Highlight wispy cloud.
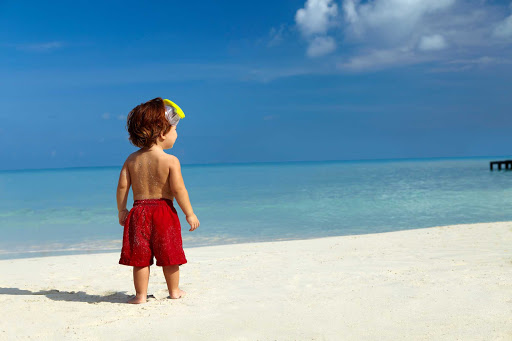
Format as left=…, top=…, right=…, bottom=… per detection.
left=268, top=25, right=287, bottom=47
left=418, top=34, right=448, bottom=51
left=243, top=64, right=328, bottom=82
left=493, top=13, right=512, bottom=38
left=337, top=47, right=429, bottom=71
left=14, top=41, right=64, bottom=52
left=447, top=56, right=512, bottom=66
left=429, top=56, right=512, bottom=72
left=1, top=61, right=328, bottom=88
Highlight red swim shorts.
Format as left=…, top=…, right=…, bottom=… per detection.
left=119, top=198, right=187, bottom=267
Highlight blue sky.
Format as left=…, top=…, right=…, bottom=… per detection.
left=1, top=0, right=512, bottom=170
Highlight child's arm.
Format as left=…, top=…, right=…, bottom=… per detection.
left=116, top=160, right=131, bottom=226
left=168, top=155, right=200, bottom=231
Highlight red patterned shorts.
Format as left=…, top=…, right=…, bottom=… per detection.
left=119, top=198, right=187, bottom=267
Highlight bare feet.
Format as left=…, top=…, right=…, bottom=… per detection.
left=169, top=289, right=186, bottom=299
left=127, top=295, right=147, bottom=304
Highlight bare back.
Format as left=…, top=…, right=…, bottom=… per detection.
left=126, top=150, right=175, bottom=201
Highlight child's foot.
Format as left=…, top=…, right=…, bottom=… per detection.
left=127, top=295, right=147, bottom=304
left=169, top=289, right=186, bottom=299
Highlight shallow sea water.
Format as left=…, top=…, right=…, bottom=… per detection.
left=1, top=156, right=511, bottom=259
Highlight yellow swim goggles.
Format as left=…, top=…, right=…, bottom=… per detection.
left=163, top=99, right=185, bottom=126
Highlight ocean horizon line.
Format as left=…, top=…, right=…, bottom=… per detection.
left=0, top=154, right=509, bottom=173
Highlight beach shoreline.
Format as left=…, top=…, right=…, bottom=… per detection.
left=2, top=219, right=512, bottom=261
left=1, top=221, right=511, bottom=340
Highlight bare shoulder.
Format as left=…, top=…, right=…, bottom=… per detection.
left=165, top=154, right=181, bottom=168
left=124, top=152, right=138, bottom=165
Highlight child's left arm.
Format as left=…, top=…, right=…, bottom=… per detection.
left=116, top=160, right=131, bottom=226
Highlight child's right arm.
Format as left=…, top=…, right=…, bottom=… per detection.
left=116, top=159, right=131, bottom=226
left=168, top=155, right=200, bottom=231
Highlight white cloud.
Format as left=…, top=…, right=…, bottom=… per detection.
left=307, top=36, right=336, bottom=57
left=342, top=0, right=358, bottom=24
left=345, top=0, right=455, bottom=25
left=493, top=14, right=512, bottom=38
left=117, top=115, right=125, bottom=121
left=292, top=0, right=512, bottom=70
left=295, top=0, right=338, bottom=37
left=295, top=0, right=339, bottom=57
left=342, top=0, right=455, bottom=44
left=418, top=34, right=448, bottom=51
left=101, top=112, right=110, bottom=120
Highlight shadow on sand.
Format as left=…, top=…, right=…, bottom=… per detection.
left=0, top=287, right=154, bottom=304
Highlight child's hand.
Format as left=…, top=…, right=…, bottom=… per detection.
left=118, top=209, right=129, bottom=226
left=186, top=214, right=200, bottom=231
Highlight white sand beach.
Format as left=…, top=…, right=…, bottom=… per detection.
left=1, top=222, right=511, bottom=340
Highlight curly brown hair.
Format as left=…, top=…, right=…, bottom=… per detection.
left=126, top=97, right=172, bottom=148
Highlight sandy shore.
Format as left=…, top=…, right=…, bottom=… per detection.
left=1, top=222, right=511, bottom=340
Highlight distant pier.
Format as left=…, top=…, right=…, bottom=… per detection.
left=490, top=160, right=512, bottom=171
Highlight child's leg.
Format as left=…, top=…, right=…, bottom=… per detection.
left=162, top=265, right=186, bottom=299
left=127, top=265, right=150, bottom=304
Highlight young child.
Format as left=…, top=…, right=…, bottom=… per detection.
left=116, top=97, right=200, bottom=304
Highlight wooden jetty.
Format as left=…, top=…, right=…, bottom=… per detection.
left=490, top=160, right=512, bottom=171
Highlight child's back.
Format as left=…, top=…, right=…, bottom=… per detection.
left=126, top=149, right=176, bottom=201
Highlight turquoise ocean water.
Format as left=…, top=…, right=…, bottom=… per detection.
left=1, top=156, right=511, bottom=259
